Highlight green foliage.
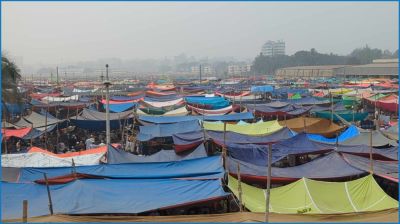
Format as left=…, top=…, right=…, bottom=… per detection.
left=252, top=46, right=397, bottom=75
left=2, top=54, right=22, bottom=103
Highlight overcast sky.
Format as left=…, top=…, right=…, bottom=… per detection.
left=2, top=2, right=398, bottom=67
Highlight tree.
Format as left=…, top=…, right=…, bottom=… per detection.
left=2, top=54, right=22, bottom=103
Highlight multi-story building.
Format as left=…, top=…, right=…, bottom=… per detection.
left=190, top=65, right=215, bottom=76
left=227, top=64, right=252, bottom=76
left=261, top=40, right=286, bottom=56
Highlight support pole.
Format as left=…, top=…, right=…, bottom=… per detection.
left=369, top=121, right=374, bottom=173
left=43, top=173, right=54, bottom=215
left=223, top=122, right=227, bottom=170
left=237, top=161, right=243, bottom=212
left=265, top=143, right=272, bottom=223
left=22, top=200, right=28, bottom=223
left=104, top=64, right=111, bottom=145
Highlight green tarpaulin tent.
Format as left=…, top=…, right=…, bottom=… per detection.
left=228, top=175, right=398, bottom=214
left=315, top=110, right=368, bottom=122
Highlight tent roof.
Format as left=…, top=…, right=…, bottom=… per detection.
left=2, top=178, right=228, bottom=219
left=342, top=129, right=398, bottom=147
left=280, top=117, right=344, bottom=138
left=203, top=120, right=282, bottom=136
left=107, top=144, right=207, bottom=164
left=137, top=120, right=201, bottom=141
left=228, top=174, right=398, bottom=214
left=228, top=152, right=365, bottom=181
left=17, top=155, right=223, bottom=182
left=138, top=112, right=254, bottom=124
left=342, top=153, right=398, bottom=182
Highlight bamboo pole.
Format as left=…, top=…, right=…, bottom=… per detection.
left=369, top=121, right=374, bottom=173
left=223, top=122, right=227, bottom=170
left=237, top=161, right=243, bottom=212
left=43, top=173, right=54, bottom=215
left=265, top=143, right=272, bottom=222
left=44, top=107, right=48, bottom=150
left=22, top=200, right=28, bottom=223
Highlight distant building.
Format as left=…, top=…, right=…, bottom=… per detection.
left=228, top=64, right=251, bottom=76
left=276, top=59, right=398, bottom=79
left=191, top=65, right=215, bottom=76
left=261, top=40, right=285, bottom=56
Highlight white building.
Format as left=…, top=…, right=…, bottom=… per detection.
left=191, top=65, right=215, bottom=75
left=261, top=40, right=285, bottom=56
left=228, top=64, right=251, bottom=76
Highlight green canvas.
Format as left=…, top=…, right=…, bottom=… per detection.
left=228, top=175, right=398, bottom=214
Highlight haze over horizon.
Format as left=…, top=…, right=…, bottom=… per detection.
left=2, top=2, right=398, bottom=70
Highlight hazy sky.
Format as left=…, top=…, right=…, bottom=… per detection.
left=2, top=2, right=398, bottom=66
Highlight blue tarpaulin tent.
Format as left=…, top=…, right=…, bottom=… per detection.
left=2, top=178, right=229, bottom=219
left=250, top=85, right=274, bottom=93
left=17, top=155, right=223, bottom=182
left=137, top=120, right=201, bottom=141
left=306, top=125, right=360, bottom=143
left=185, top=96, right=230, bottom=109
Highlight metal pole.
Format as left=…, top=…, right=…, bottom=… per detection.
left=43, top=173, right=54, bottom=215
left=265, top=143, right=272, bottom=222
left=105, top=64, right=111, bottom=145
left=22, top=200, right=28, bottom=223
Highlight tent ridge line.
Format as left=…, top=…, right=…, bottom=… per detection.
left=344, top=182, right=359, bottom=212
left=302, top=178, right=322, bottom=213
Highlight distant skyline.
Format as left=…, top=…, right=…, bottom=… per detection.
left=2, top=2, right=398, bottom=69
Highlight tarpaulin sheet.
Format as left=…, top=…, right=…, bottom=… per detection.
left=228, top=174, right=398, bottom=214
left=280, top=117, right=344, bottom=138
left=3, top=103, right=27, bottom=114
left=28, top=145, right=109, bottom=158
left=250, top=85, right=274, bottom=93
left=1, top=151, right=106, bottom=168
left=342, top=153, right=398, bottom=182
left=203, top=120, right=283, bottom=136
left=336, top=145, right=398, bottom=161
left=17, top=156, right=223, bottom=182
left=70, top=117, right=130, bottom=131
left=226, top=143, right=287, bottom=166
left=138, top=112, right=254, bottom=124
left=142, top=98, right=184, bottom=108
left=15, top=111, right=63, bottom=129
left=104, top=102, right=137, bottom=113
left=110, top=94, right=145, bottom=101
left=246, top=104, right=312, bottom=116
left=107, top=144, right=207, bottom=164
left=80, top=108, right=132, bottom=120
left=137, top=120, right=201, bottom=141
left=185, top=96, right=230, bottom=109
left=306, top=125, right=359, bottom=143
left=227, top=152, right=365, bottom=181
left=315, top=110, right=368, bottom=122
left=137, top=106, right=188, bottom=116
left=209, top=127, right=294, bottom=145
left=272, top=88, right=309, bottom=97
left=42, top=95, right=79, bottom=102
left=281, top=97, right=330, bottom=105
left=143, top=94, right=181, bottom=102
left=1, top=127, right=32, bottom=138
left=188, top=105, right=235, bottom=116
left=310, top=103, right=347, bottom=112
left=272, top=133, right=334, bottom=155
left=2, top=178, right=228, bottom=219
left=342, top=129, right=398, bottom=147
left=381, top=125, right=399, bottom=141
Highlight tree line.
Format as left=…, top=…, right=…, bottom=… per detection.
left=252, top=45, right=398, bottom=75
